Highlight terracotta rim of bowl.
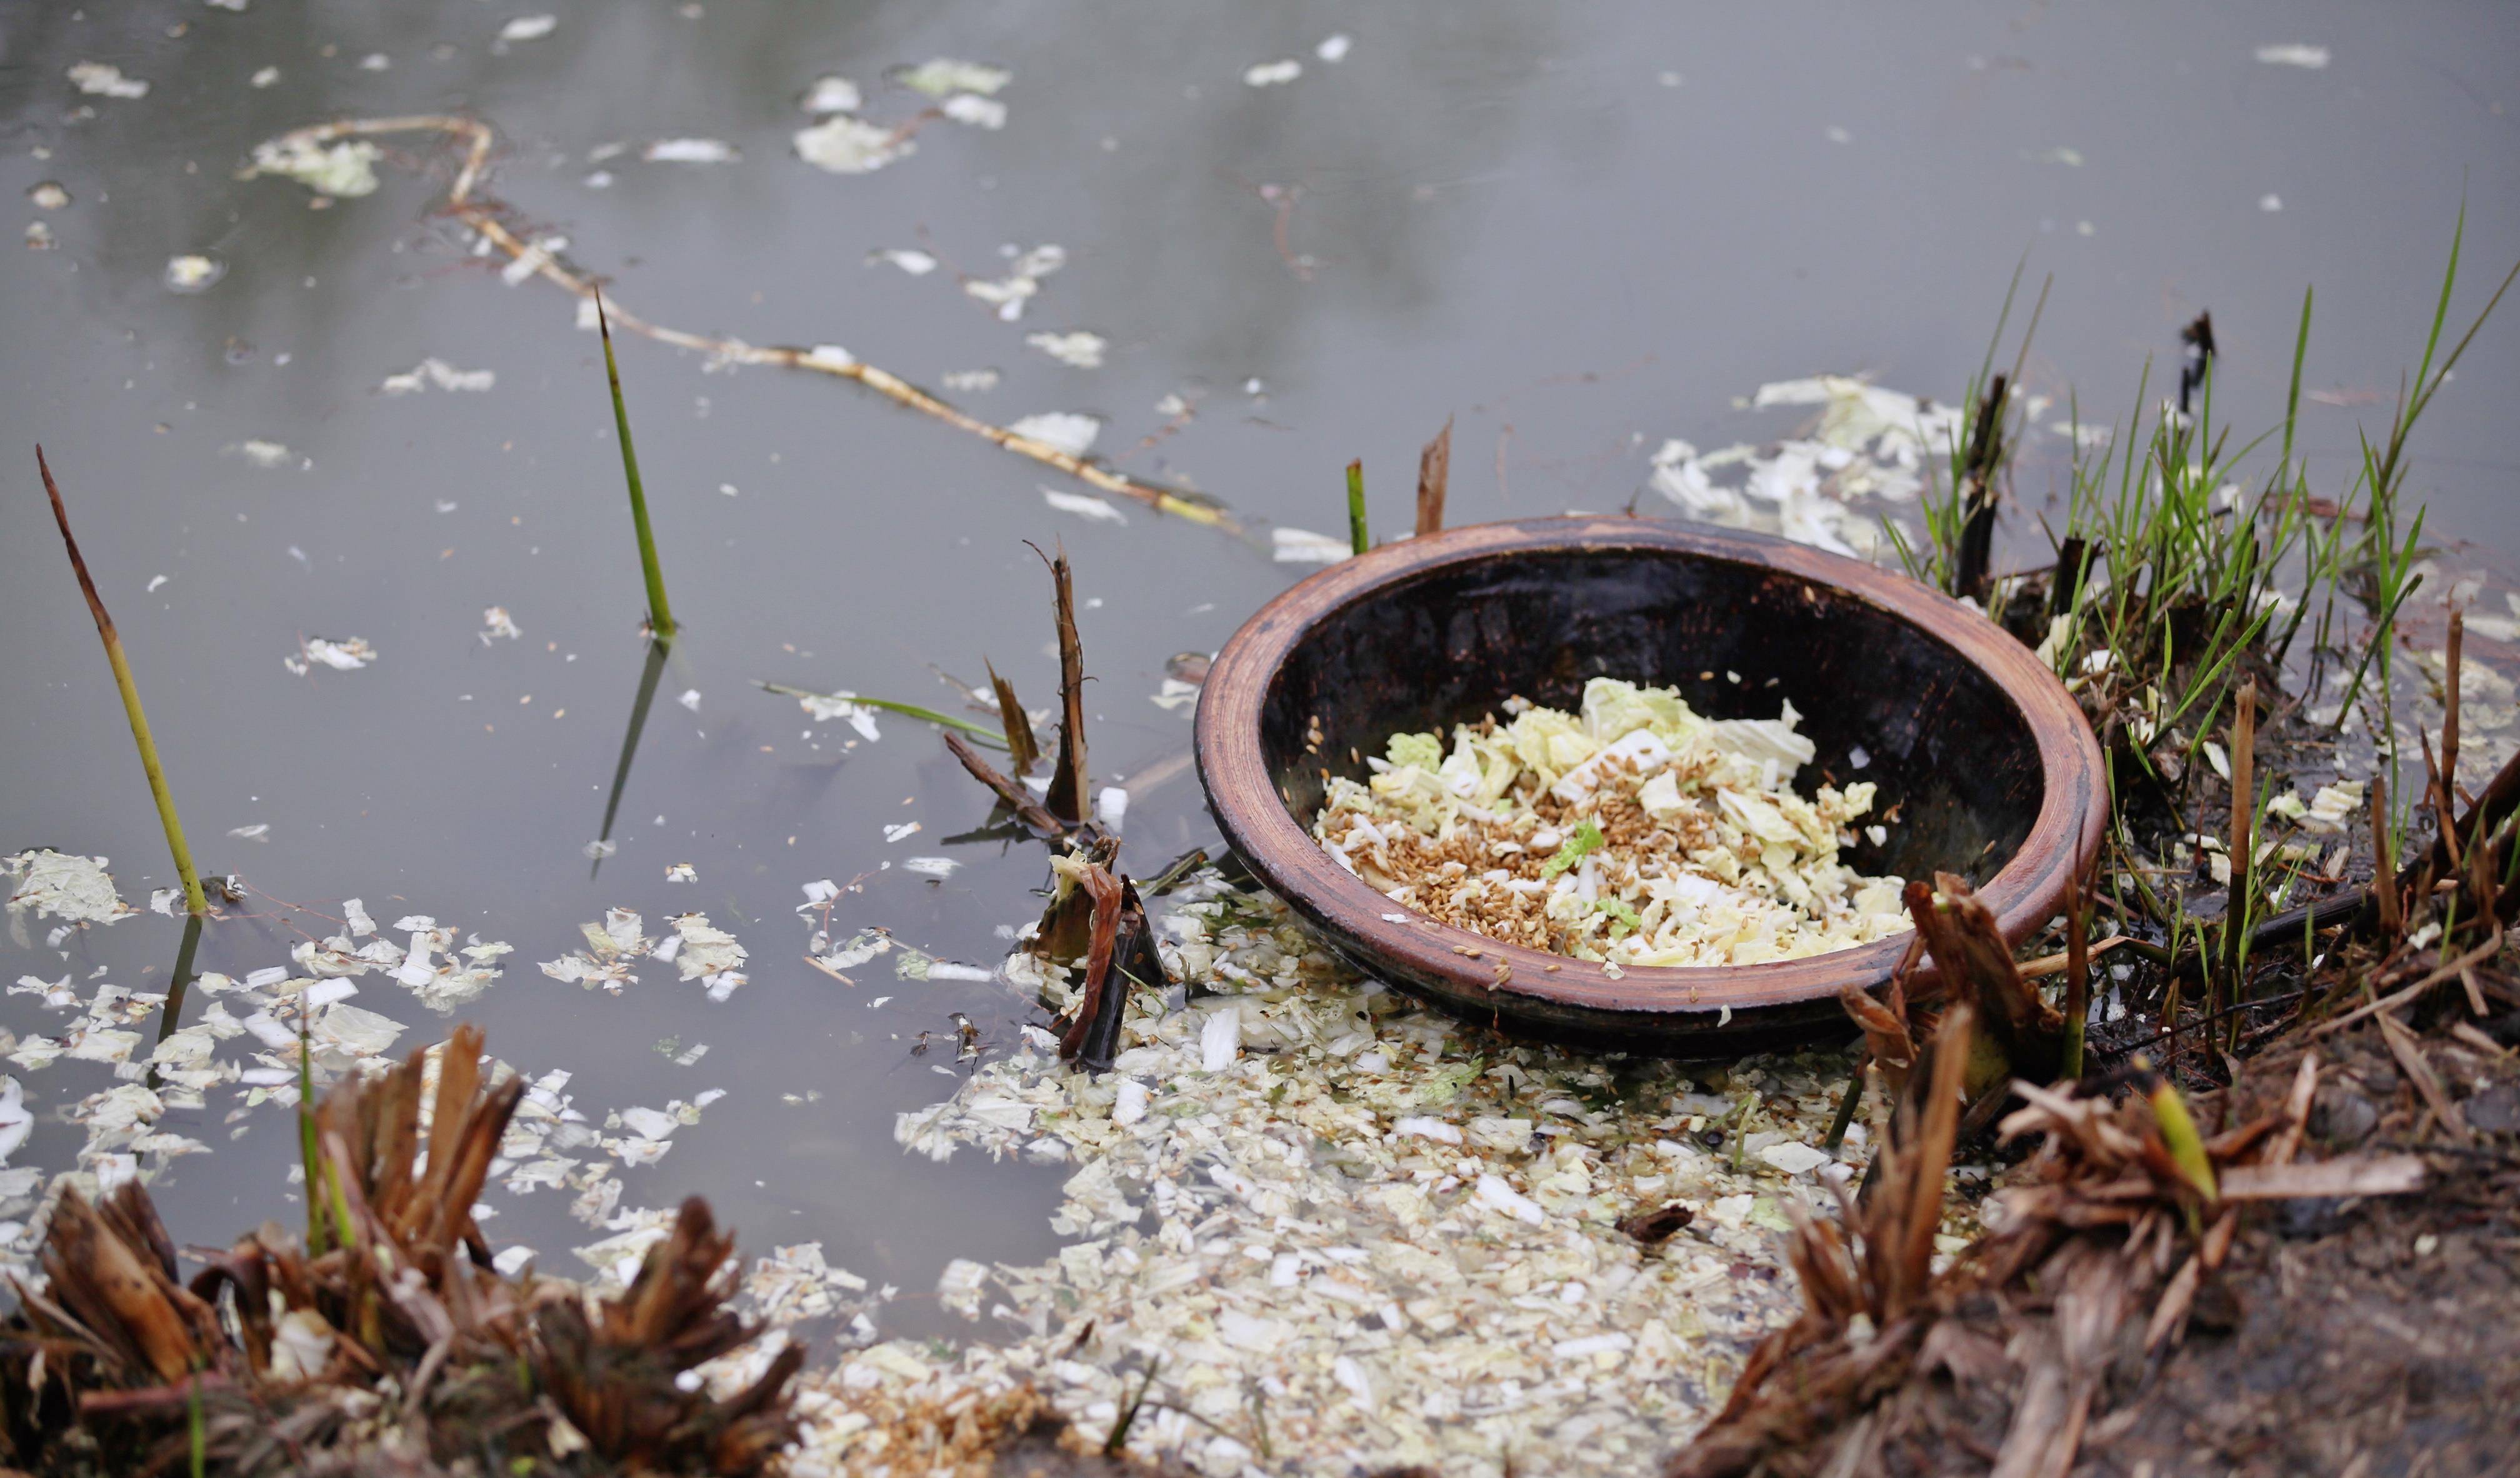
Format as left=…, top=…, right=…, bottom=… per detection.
left=1193, top=515, right=2109, bottom=1027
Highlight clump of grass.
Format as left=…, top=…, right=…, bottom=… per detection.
left=35, top=448, right=207, bottom=917
left=1889, top=216, right=2516, bottom=1082
left=597, top=288, right=676, bottom=641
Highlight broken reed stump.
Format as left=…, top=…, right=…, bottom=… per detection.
left=988, top=658, right=1042, bottom=774
left=1414, top=418, right=1452, bottom=537
left=1040, top=546, right=1092, bottom=826
left=1900, top=872, right=2066, bottom=1096
left=0, top=1024, right=798, bottom=1477
left=1032, top=846, right=1170, bottom=1072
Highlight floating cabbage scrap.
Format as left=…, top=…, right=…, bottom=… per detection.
left=67, top=62, right=149, bottom=99
left=540, top=909, right=748, bottom=1000
left=1651, top=376, right=1962, bottom=559
left=286, top=636, right=376, bottom=674
left=834, top=877, right=1850, bottom=1476
left=1312, top=678, right=1908, bottom=967
left=794, top=116, right=906, bottom=174
left=244, top=135, right=381, bottom=197
left=382, top=357, right=496, bottom=393
left=4, top=851, right=132, bottom=944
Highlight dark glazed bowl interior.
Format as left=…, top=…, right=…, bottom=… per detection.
left=1196, top=516, right=2108, bottom=1054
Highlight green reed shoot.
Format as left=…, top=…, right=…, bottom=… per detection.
left=1347, top=459, right=1369, bottom=555
left=597, top=290, right=677, bottom=641
left=36, top=449, right=208, bottom=916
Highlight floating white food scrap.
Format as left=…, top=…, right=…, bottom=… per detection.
left=1474, top=1172, right=1546, bottom=1226
left=227, top=824, right=271, bottom=841
left=1097, top=787, right=1128, bottom=834
left=228, top=439, right=294, bottom=469
left=291, top=636, right=377, bottom=672
left=164, top=254, right=225, bottom=292
left=27, top=182, right=69, bottom=210
left=249, top=66, right=281, bottom=88
left=1200, top=1007, right=1239, bottom=1072
left=893, top=58, right=1011, bottom=97
left=1271, top=527, right=1351, bottom=564
left=901, top=857, right=960, bottom=879
left=666, top=862, right=697, bottom=882
left=793, top=116, right=909, bottom=174
left=248, top=136, right=382, bottom=197
left=941, top=368, right=999, bottom=392
left=1042, top=487, right=1125, bottom=525
left=668, top=913, right=748, bottom=1001
left=936, top=1258, right=989, bottom=1317
left=1318, top=33, right=1353, bottom=62
left=1244, top=59, right=1302, bottom=86
left=796, top=691, right=881, bottom=741
left=382, top=357, right=496, bottom=394
left=1007, top=412, right=1101, bottom=458
left=644, top=137, right=737, bottom=163
left=24, top=222, right=55, bottom=250
left=68, top=62, right=149, bottom=99
left=498, top=15, right=557, bottom=42
left=4, top=851, right=131, bottom=937
left=1392, top=1116, right=1463, bottom=1145
left=941, top=94, right=1008, bottom=129
left=882, top=821, right=922, bottom=843
left=0, top=1079, right=31, bottom=1164
left=677, top=689, right=701, bottom=711
left=1024, top=330, right=1106, bottom=368
left=480, top=606, right=522, bottom=642
left=802, top=75, right=862, bottom=114
left=1758, top=1141, right=1832, bottom=1176
left=868, top=247, right=936, bottom=274
left=2254, top=42, right=2330, bottom=68
left=802, top=344, right=856, bottom=370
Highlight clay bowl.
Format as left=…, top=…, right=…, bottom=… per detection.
left=1194, top=515, right=2108, bottom=1054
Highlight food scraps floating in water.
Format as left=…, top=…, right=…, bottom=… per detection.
left=847, top=876, right=1845, bottom=1477
left=1311, top=679, right=1909, bottom=967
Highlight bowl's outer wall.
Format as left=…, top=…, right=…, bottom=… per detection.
left=1196, top=517, right=2109, bottom=1054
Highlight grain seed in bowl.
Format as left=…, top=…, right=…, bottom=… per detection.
left=1309, top=677, right=1913, bottom=967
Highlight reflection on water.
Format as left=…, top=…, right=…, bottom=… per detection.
left=2, top=0, right=2518, bottom=1358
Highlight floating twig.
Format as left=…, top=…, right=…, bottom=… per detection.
left=943, top=731, right=1068, bottom=840
left=244, top=116, right=1234, bottom=529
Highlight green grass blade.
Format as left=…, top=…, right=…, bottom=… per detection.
left=1346, top=459, right=1369, bottom=555
left=756, top=681, right=1011, bottom=746
left=598, top=290, right=676, bottom=639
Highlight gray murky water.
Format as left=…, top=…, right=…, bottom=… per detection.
left=4, top=0, right=2517, bottom=1349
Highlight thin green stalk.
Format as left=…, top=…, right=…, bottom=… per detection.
left=298, top=1012, right=327, bottom=1255
left=755, top=681, right=1009, bottom=746
left=37, top=449, right=208, bottom=916
left=598, top=289, right=676, bottom=640
left=188, top=1369, right=206, bottom=1478
left=2278, top=284, right=2313, bottom=472
left=1346, top=459, right=1369, bottom=555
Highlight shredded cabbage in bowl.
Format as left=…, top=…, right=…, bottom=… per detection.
left=1310, top=677, right=1912, bottom=967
